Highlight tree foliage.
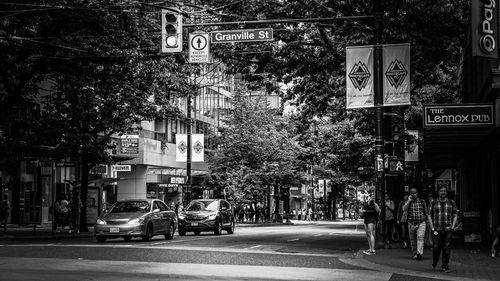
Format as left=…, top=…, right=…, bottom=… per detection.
left=207, top=94, right=304, bottom=203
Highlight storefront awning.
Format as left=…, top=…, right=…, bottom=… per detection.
left=69, top=177, right=127, bottom=188
left=423, top=127, right=496, bottom=168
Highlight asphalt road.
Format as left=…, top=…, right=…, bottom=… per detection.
left=0, top=221, right=452, bottom=281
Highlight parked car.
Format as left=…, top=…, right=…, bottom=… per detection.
left=94, top=199, right=177, bottom=243
left=177, top=199, right=235, bottom=236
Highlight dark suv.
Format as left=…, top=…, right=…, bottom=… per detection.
left=177, top=199, right=235, bottom=236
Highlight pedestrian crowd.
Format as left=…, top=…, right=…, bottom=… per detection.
left=52, top=192, right=82, bottom=234
left=235, top=202, right=267, bottom=223
left=360, top=186, right=460, bottom=274
left=291, top=207, right=326, bottom=221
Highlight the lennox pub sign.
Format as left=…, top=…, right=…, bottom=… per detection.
left=424, top=104, right=494, bottom=127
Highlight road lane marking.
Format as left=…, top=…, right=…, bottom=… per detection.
left=287, top=238, right=299, bottom=242
left=0, top=257, right=389, bottom=281
left=249, top=245, right=261, bottom=249
left=0, top=244, right=349, bottom=258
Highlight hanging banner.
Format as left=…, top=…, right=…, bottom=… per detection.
left=176, top=134, right=187, bottom=162
left=191, top=134, right=205, bottom=162
left=383, top=43, right=411, bottom=106
left=471, top=0, right=498, bottom=58
left=346, top=45, right=375, bottom=109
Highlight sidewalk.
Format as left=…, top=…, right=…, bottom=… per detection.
left=350, top=241, right=500, bottom=281
left=0, top=224, right=94, bottom=241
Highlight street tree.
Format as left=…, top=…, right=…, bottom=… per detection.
left=207, top=92, right=304, bottom=205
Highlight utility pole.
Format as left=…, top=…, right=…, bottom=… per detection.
left=373, top=0, right=386, bottom=247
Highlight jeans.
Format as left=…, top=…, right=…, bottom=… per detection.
left=400, top=222, right=409, bottom=244
left=432, top=230, right=453, bottom=267
left=385, top=219, right=395, bottom=242
left=408, top=221, right=426, bottom=255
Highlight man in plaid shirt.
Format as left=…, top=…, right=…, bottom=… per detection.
left=403, top=188, right=427, bottom=260
left=428, top=187, right=458, bottom=273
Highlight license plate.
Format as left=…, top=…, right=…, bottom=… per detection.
left=110, top=227, right=119, bottom=233
left=191, top=222, right=198, bottom=226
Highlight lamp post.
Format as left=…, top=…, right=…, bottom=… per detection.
left=373, top=0, right=387, bottom=247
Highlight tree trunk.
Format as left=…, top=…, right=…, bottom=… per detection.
left=79, top=155, right=89, bottom=232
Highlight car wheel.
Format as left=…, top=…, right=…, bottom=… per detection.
left=165, top=223, right=174, bottom=240
left=227, top=220, right=235, bottom=234
left=124, top=236, right=132, bottom=242
left=214, top=220, right=222, bottom=235
left=194, top=230, right=201, bottom=236
left=178, top=228, right=186, bottom=236
left=96, top=236, right=107, bottom=243
left=142, top=224, right=153, bottom=242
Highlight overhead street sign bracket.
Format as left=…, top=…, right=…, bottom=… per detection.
left=183, top=16, right=374, bottom=27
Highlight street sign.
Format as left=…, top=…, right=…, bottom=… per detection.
left=189, top=32, right=210, bottom=63
left=112, top=165, right=131, bottom=172
left=388, top=159, right=404, bottom=173
left=211, top=28, right=273, bottom=44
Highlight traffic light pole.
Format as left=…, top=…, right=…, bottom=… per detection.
left=373, top=0, right=387, bottom=248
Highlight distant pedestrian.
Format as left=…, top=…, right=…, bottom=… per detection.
left=69, top=192, right=82, bottom=234
left=397, top=192, right=410, bottom=249
left=0, top=198, right=9, bottom=233
left=306, top=208, right=312, bottom=221
left=58, top=197, right=70, bottom=231
left=425, top=192, right=435, bottom=247
left=491, top=226, right=500, bottom=257
left=403, top=188, right=428, bottom=261
left=427, top=187, right=458, bottom=273
left=385, top=194, right=396, bottom=244
left=360, top=198, right=380, bottom=255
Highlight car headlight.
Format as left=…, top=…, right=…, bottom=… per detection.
left=128, top=217, right=145, bottom=225
left=207, top=213, right=217, bottom=220
left=96, top=219, right=107, bottom=225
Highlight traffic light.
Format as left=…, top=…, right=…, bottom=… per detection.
left=161, top=9, right=182, bottom=53
left=391, top=116, right=403, bottom=142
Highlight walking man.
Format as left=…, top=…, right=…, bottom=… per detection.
left=403, top=188, right=428, bottom=260
left=427, top=187, right=458, bottom=273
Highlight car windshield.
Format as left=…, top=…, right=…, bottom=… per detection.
left=110, top=201, right=150, bottom=213
left=185, top=200, right=219, bottom=212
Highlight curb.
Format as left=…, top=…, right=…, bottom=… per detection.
left=236, top=222, right=295, bottom=227
left=338, top=250, right=491, bottom=281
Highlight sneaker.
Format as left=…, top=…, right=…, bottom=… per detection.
left=363, top=250, right=373, bottom=255
left=417, top=254, right=422, bottom=260
left=413, top=254, right=418, bottom=260
left=442, top=266, right=451, bottom=273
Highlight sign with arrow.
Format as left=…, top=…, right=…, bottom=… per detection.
left=189, top=32, right=210, bottom=63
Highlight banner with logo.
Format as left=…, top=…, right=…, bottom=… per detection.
left=383, top=43, right=410, bottom=106
left=176, top=134, right=188, bottom=162
left=346, top=45, right=375, bottom=109
left=471, top=0, right=498, bottom=58
left=191, top=134, right=204, bottom=162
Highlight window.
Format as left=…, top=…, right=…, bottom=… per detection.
left=157, top=201, right=169, bottom=211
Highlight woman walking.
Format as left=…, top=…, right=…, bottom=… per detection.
left=361, top=198, right=381, bottom=255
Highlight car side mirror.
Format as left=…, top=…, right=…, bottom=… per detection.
left=153, top=208, right=160, bottom=213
